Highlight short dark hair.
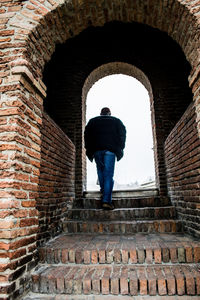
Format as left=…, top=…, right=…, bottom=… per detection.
left=100, top=107, right=111, bottom=116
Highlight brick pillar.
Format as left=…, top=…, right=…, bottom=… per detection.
left=0, top=69, right=46, bottom=298
left=189, top=67, right=200, bottom=139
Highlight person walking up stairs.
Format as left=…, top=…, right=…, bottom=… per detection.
left=24, top=189, right=200, bottom=299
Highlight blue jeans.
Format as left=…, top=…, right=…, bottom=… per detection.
left=94, top=150, right=115, bottom=204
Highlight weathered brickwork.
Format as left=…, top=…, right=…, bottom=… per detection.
left=38, top=234, right=200, bottom=265
left=0, top=75, right=44, bottom=299
left=43, top=21, right=193, bottom=197
left=37, top=112, right=75, bottom=246
left=165, top=102, right=200, bottom=238
left=0, top=0, right=200, bottom=299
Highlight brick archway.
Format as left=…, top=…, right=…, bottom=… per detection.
left=82, top=62, right=155, bottom=190
left=0, top=1, right=200, bottom=299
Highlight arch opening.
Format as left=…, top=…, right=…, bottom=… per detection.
left=43, top=21, right=193, bottom=198
left=85, top=73, right=156, bottom=191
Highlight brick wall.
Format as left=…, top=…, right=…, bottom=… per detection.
left=0, top=76, right=44, bottom=299
left=165, top=102, right=200, bottom=238
left=0, top=0, right=200, bottom=299
left=37, top=112, right=75, bottom=246
left=43, top=22, right=193, bottom=196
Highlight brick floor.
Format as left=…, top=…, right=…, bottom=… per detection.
left=39, top=233, right=200, bottom=265
left=31, top=264, right=200, bottom=296
left=23, top=294, right=200, bottom=299
left=23, top=193, right=200, bottom=299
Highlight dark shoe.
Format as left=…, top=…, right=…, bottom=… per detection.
left=102, top=202, right=114, bottom=210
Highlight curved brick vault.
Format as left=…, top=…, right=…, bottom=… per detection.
left=0, top=0, right=200, bottom=299
left=42, top=20, right=192, bottom=197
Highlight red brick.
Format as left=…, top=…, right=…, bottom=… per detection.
left=154, top=248, right=162, bottom=263
left=121, top=249, right=129, bottom=263
left=194, top=246, right=200, bottom=263
left=73, top=266, right=86, bottom=294
left=129, top=267, right=138, bottom=295
left=155, top=266, right=167, bottom=295
left=91, top=249, right=98, bottom=264
left=164, top=266, right=176, bottom=295
left=64, top=267, right=77, bottom=294
left=99, top=249, right=106, bottom=263
left=83, top=267, right=95, bottom=294
left=114, top=248, right=121, bottom=263
left=0, top=107, right=19, bottom=116
left=92, top=267, right=103, bottom=294
left=75, top=249, right=83, bottom=264
left=56, top=266, right=70, bottom=294
left=170, top=247, right=178, bottom=263
left=146, top=248, right=153, bottom=263
left=111, top=266, right=120, bottom=295
left=101, top=267, right=111, bottom=294
left=146, top=267, right=157, bottom=295
left=0, top=242, right=9, bottom=250
left=129, top=248, right=137, bottom=263
left=185, top=246, right=193, bottom=263
left=120, top=266, right=129, bottom=295
left=173, top=266, right=185, bottom=295
left=84, top=250, right=90, bottom=264
left=137, top=267, right=147, bottom=295
left=61, top=249, right=68, bottom=264
left=182, top=266, right=195, bottom=295
left=20, top=218, right=38, bottom=227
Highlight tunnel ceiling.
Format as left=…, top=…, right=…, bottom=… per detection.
left=43, top=21, right=192, bottom=139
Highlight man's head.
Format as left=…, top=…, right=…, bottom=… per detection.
left=100, top=107, right=111, bottom=116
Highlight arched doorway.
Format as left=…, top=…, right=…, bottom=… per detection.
left=83, top=71, right=155, bottom=191
left=43, top=22, right=192, bottom=197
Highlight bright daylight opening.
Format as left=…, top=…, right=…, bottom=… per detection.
left=86, top=74, right=155, bottom=191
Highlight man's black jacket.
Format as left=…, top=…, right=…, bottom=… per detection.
left=84, top=115, right=126, bottom=161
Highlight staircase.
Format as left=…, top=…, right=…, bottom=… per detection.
left=24, top=189, right=200, bottom=299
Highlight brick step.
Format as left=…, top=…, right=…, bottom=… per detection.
left=84, top=188, right=159, bottom=198
left=63, top=219, right=182, bottom=234
left=39, top=233, right=200, bottom=265
left=74, top=196, right=171, bottom=209
left=31, top=264, right=200, bottom=296
left=65, top=206, right=176, bottom=221
left=23, top=292, right=200, bottom=299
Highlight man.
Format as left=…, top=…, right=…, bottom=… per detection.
left=84, top=107, right=126, bottom=210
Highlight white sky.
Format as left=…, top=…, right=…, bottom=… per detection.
left=86, top=74, right=155, bottom=188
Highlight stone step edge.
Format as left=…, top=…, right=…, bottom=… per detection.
left=23, top=292, right=200, bottom=299
left=74, top=197, right=171, bottom=208
left=82, top=196, right=163, bottom=200
left=63, top=219, right=181, bottom=224
left=83, top=188, right=159, bottom=198
left=63, top=220, right=182, bottom=234
left=65, top=207, right=176, bottom=220
left=68, top=206, right=175, bottom=211
left=39, top=243, right=200, bottom=265
left=31, top=264, right=200, bottom=296
left=74, top=198, right=171, bottom=209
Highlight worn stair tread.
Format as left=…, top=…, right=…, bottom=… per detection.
left=76, top=196, right=171, bottom=208
left=32, top=264, right=200, bottom=296
left=84, top=189, right=159, bottom=198
left=63, top=219, right=183, bottom=234
left=63, top=219, right=180, bottom=224
left=23, top=293, right=200, bottom=299
left=39, top=233, right=200, bottom=265
left=65, top=206, right=176, bottom=221
left=68, top=206, right=175, bottom=211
